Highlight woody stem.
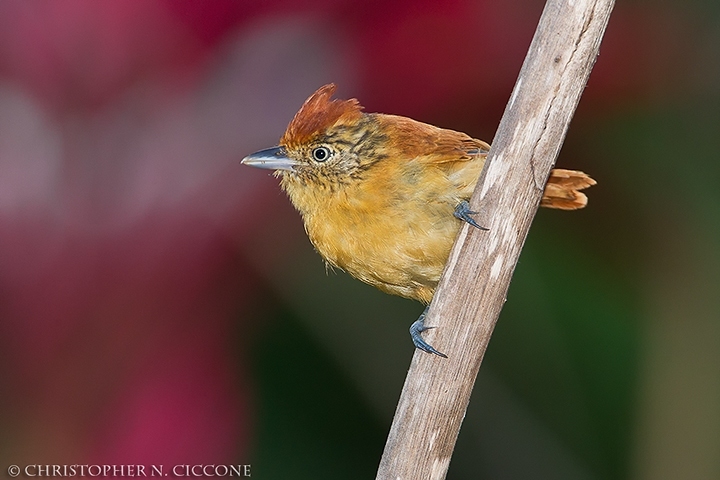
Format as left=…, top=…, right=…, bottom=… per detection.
left=376, top=0, right=616, bottom=479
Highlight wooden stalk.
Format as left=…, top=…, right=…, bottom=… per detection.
left=375, top=0, right=615, bottom=478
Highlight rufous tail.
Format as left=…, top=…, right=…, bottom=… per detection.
left=541, top=169, right=596, bottom=210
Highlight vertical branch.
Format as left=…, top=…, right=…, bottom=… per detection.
left=376, top=0, right=615, bottom=479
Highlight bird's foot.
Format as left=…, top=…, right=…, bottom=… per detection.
left=410, top=306, right=447, bottom=358
left=454, top=200, right=488, bottom=230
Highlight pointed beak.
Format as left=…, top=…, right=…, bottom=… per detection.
left=241, top=146, right=297, bottom=171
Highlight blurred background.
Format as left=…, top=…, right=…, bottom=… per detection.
left=0, top=0, right=718, bottom=478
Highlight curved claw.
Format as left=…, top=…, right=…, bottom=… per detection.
left=454, top=200, right=488, bottom=231
left=409, top=308, right=447, bottom=358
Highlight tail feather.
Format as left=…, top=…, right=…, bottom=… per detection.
left=541, top=169, right=596, bottom=210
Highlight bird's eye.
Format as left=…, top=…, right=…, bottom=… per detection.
left=311, top=146, right=331, bottom=162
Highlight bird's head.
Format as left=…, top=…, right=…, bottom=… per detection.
left=241, top=84, right=389, bottom=192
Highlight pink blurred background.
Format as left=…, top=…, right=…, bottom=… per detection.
left=0, top=0, right=718, bottom=479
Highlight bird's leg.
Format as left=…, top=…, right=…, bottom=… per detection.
left=454, top=200, right=488, bottom=230
left=409, top=306, right=448, bottom=358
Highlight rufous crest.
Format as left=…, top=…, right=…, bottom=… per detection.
left=280, top=84, right=364, bottom=149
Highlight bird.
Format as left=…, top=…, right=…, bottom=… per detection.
left=242, top=84, right=595, bottom=357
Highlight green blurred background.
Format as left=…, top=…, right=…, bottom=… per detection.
left=0, top=0, right=718, bottom=479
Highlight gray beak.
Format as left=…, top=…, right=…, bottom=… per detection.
left=241, top=146, right=297, bottom=171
